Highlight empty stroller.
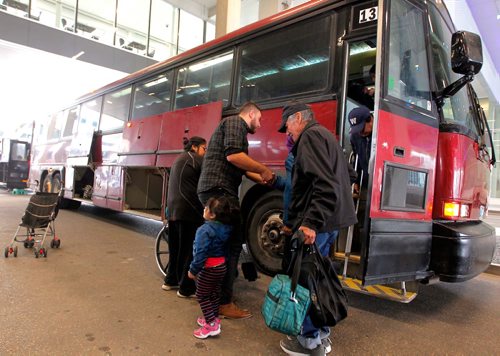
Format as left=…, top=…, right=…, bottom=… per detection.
left=4, top=192, right=61, bottom=258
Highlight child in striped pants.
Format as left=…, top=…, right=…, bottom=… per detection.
left=188, top=196, right=232, bottom=339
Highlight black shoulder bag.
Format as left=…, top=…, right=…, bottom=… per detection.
left=289, top=234, right=348, bottom=328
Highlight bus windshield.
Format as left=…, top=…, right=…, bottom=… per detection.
left=10, top=142, right=29, bottom=161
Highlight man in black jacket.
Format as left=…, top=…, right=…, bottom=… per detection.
left=278, top=102, right=357, bottom=356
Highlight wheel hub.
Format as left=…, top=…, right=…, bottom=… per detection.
left=259, top=212, right=284, bottom=255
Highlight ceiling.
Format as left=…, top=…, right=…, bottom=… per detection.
left=465, top=0, right=500, bottom=74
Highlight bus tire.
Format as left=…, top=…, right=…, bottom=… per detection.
left=246, top=193, right=284, bottom=276
left=42, top=174, right=52, bottom=193
left=51, top=173, right=62, bottom=194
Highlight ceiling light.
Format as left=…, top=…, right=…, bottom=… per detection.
left=72, top=51, right=85, bottom=59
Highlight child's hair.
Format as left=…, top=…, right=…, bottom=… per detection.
left=205, top=196, right=233, bottom=225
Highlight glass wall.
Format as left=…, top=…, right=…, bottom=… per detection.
left=31, top=0, right=76, bottom=27
left=178, top=9, right=203, bottom=53
left=150, top=0, right=177, bottom=60
left=116, top=0, right=149, bottom=55
left=78, top=0, right=116, bottom=44
left=1, top=0, right=215, bottom=61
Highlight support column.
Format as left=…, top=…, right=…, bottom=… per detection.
left=215, top=0, right=241, bottom=38
left=258, top=0, right=284, bottom=20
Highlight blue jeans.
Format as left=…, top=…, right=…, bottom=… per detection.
left=297, top=230, right=339, bottom=350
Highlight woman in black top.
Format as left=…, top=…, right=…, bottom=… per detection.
left=162, top=136, right=207, bottom=298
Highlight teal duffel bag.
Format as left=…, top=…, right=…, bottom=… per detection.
left=262, top=236, right=310, bottom=335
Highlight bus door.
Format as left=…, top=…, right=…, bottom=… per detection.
left=93, top=87, right=132, bottom=211
left=361, top=0, right=438, bottom=286
left=67, top=99, right=102, bottom=201
left=336, top=1, right=378, bottom=279
left=156, top=102, right=223, bottom=219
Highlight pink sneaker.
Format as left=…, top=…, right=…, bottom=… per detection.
left=197, top=316, right=221, bottom=327
left=193, top=321, right=221, bottom=339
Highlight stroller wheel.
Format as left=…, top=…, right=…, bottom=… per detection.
left=42, top=248, right=48, bottom=258
left=4, top=247, right=9, bottom=258
left=13, top=246, right=18, bottom=257
left=50, top=240, right=55, bottom=248
left=56, top=240, right=61, bottom=248
left=34, top=250, right=39, bottom=258
left=29, top=241, right=35, bottom=248
left=24, top=241, right=28, bottom=248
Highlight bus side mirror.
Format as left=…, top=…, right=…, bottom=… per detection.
left=451, top=31, right=483, bottom=75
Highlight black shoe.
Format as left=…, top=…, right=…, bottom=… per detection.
left=280, top=337, right=326, bottom=356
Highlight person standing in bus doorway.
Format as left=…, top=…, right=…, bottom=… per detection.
left=162, top=136, right=207, bottom=298
left=348, top=106, right=373, bottom=195
left=277, top=102, right=357, bottom=355
left=197, top=101, right=274, bottom=320
left=347, top=64, right=376, bottom=110
left=348, top=106, right=373, bottom=252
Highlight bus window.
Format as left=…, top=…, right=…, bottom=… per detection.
left=132, top=72, right=173, bottom=120
left=386, top=0, right=432, bottom=111
left=63, top=106, right=80, bottom=137
left=80, top=98, right=102, bottom=132
left=174, top=51, right=233, bottom=110
left=236, top=15, right=331, bottom=104
left=47, top=112, right=65, bottom=140
left=100, top=86, right=132, bottom=132
left=428, top=4, right=479, bottom=136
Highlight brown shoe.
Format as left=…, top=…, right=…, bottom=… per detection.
left=219, top=302, right=252, bottom=319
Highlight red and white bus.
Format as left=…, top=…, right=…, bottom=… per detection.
left=30, top=0, right=496, bottom=301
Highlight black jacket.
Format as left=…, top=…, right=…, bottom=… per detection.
left=167, top=151, right=204, bottom=223
left=288, top=120, right=357, bottom=233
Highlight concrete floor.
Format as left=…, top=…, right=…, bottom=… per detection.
left=0, top=191, right=499, bottom=355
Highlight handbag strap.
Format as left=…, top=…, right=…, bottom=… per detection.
left=289, top=231, right=305, bottom=300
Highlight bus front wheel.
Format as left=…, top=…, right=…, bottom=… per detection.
left=246, top=193, right=284, bottom=276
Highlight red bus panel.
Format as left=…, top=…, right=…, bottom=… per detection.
left=156, top=102, right=223, bottom=167
left=433, top=132, right=490, bottom=220
left=119, top=114, right=163, bottom=166
left=248, top=100, right=337, bottom=167
left=370, top=110, right=438, bottom=221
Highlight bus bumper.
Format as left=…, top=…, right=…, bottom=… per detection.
left=431, top=221, right=496, bottom=282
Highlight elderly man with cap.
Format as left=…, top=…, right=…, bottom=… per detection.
left=348, top=106, right=373, bottom=193
left=278, top=102, right=357, bottom=356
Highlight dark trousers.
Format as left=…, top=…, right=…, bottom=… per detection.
left=196, top=264, right=227, bottom=323
left=164, top=220, right=200, bottom=295
left=198, top=189, right=242, bottom=305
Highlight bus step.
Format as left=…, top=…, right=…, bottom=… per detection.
left=334, top=251, right=361, bottom=264
left=340, top=277, right=418, bottom=303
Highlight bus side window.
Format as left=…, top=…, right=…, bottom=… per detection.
left=100, top=87, right=132, bottom=132
left=386, top=0, right=432, bottom=111
left=236, top=15, right=331, bottom=105
left=47, top=112, right=64, bottom=140
left=63, top=106, right=80, bottom=137
left=174, top=51, right=233, bottom=110
left=132, top=72, right=173, bottom=121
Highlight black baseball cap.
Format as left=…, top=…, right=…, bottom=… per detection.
left=348, top=106, right=372, bottom=136
left=278, top=102, right=310, bottom=133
